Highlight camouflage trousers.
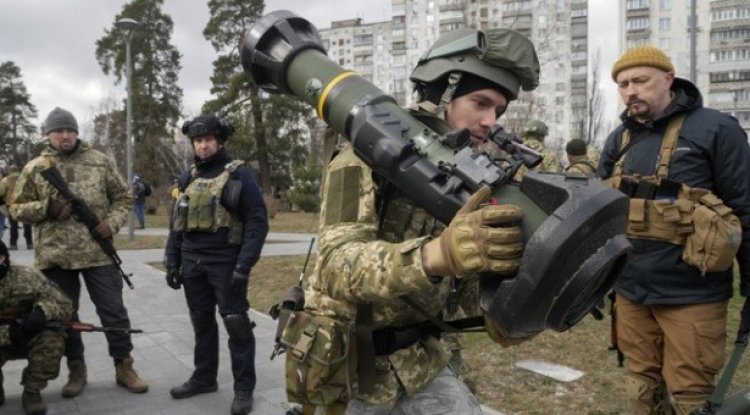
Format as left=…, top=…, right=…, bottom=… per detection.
left=0, top=329, right=66, bottom=393
left=344, top=366, right=482, bottom=415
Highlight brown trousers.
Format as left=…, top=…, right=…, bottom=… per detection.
left=616, top=294, right=727, bottom=398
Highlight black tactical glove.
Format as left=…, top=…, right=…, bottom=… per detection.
left=166, top=267, right=183, bottom=290
left=22, top=306, right=47, bottom=334
left=9, top=325, right=32, bottom=347
left=231, top=270, right=249, bottom=293
left=47, top=199, right=73, bottom=220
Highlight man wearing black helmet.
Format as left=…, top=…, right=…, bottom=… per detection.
left=164, top=114, right=268, bottom=415
left=298, top=28, right=540, bottom=414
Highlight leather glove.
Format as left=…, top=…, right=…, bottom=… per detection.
left=21, top=306, right=47, bottom=334
left=166, top=267, right=183, bottom=290
left=93, top=220, right=113, bottom=240
left=423, top=186, right=524, bottom=277
left=231, top=270, right=249, bottom=293
left=47, top=199, right=73, bottom=220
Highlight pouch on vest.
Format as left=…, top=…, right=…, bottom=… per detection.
left=682, top=190, right=742, bottom=274
left=186, top=183, right=217, bottom=231
left=282, top=310, right=354, bottom=405
left=171, top=195, right=189, bottom=232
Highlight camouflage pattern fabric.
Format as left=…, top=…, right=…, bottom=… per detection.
left=305, top=143, right=484, bottom=406
left=0, top=264, right=73, bottom=346
left=0, top=329, right=66, bottom=393
left=9, top=141, right=131, bottom=270
left=521, top=137, right=560, bottom=174
left=566, top=158, right=597, bottom=177
left=0, top=264, right=71, bottom=393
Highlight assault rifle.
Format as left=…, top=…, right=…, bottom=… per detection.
left=0, top=314, right=142, bottom=335
left=40, top=166, right=134, bottom=289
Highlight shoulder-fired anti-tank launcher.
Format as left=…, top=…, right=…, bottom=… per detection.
left=240, top=10, right=632, bottom=338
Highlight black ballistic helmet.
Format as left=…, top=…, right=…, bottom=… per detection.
left=181, top=114, right=235, bottom=142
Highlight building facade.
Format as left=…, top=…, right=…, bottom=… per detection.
left=318, top=0, right=592, bottom=155
left=620, top=0, right=750, bottom=134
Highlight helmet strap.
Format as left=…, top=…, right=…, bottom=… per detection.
left=436, top=72, right=463, bottom=120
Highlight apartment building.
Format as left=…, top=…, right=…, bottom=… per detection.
left=319, top=0, right=591, bottom=152
left=621, top=0, right=750, bottom=133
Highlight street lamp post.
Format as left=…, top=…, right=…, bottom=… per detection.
left=116, top=18, right=140, bottom=242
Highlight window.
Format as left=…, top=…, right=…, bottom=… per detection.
left=627, top=37, right=649, bottom=48
left=659, top=17, right=670, bottom=32
left=626, top=0, right=649, bottom=10
left=659, top=37, right=671, bottom=50
left=659, top=0, right=670, bottom=10
left=626, top=17, right=650, bottom=30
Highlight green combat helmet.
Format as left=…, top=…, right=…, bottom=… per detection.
left=523, top=119, right=549, bottom=141
left=410, top=28, right=540, bottom=111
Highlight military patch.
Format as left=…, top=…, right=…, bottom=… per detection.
left=324, top=166, right=361, bottom=226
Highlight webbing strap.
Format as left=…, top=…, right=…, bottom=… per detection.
left=355, top=303, right=376, bottom=394
left=612, top=113, right=687, bottom=181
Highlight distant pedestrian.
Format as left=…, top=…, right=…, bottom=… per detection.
left=0, top=169, right=6, bottom=242
left=0, top=165, right=33, bottom=250
left=564, top=139, right=596, bottom=177
left=132, top=173, right=151, bottom=229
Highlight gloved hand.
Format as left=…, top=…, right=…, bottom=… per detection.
left=9, top=325, right=32, bottom=347
left=21, top=306, right=47, bottom=334
left=92, top=220, right=112, bottom=240
left=231, top=270, right=249, bottom=293
left=47, top=199, right=73, bottom=220
left=422, top=186, right=524, bottom=277
left=166, top=267, right=183, bottom=290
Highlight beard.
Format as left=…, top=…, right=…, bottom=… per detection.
left=627, top=100, right=652, bottom=119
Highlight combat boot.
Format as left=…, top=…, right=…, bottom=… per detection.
left=231, top=390, right=253, bottom=415
left=61, top=359, right=87, bottom=398
left=21, top=390, right=47, bottom=415
left=115, top=357, right=148, bottom=393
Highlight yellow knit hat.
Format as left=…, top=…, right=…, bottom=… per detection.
left=611, top=45, right=674, bottom=81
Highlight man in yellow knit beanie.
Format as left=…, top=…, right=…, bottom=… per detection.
left=599, top=45, right=750, bottom=414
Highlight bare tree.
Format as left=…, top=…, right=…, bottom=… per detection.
left=586, top=49, right=607, bottom=148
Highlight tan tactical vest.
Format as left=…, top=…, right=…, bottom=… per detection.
left=608, top=114, right=742, bottom=274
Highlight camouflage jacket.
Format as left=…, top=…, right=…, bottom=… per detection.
left=565, top=157, right=597, bottom=177
left=9, top=141, right=131, bottom=270
left=0, top=264, right=73, bottom=346
left=513, top=137, right=560, bottom=181
left=306, top=143, right=481, bottom=405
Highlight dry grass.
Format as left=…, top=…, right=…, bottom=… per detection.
left=138, top=210, right=750, bottom=413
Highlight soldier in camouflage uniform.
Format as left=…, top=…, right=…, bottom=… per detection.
left=9, top=107, right=148, bottom=399
left=564, top=139, right=597, bottom=177
left=518, top=119, right=560, bottom=175
left=0, top=239, right=73, bottom=414
left=301, top=28, right=540, bottom=414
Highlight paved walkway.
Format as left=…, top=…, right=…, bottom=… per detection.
left=1, top=227, right=503, bottom=415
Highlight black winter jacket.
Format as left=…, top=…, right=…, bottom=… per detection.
left=598, top=78, right=750, bottom=305
left=164, top=148, right=269, bottom=275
